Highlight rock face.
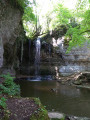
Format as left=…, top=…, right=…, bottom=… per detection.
left=41, top=29, right=90, bottom=76
left=59, top=39, right=90, bottom=76
left=0, top=0, right=23, bottom=71
left=0, top=37, right=4, bottom=67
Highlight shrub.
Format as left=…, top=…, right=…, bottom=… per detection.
left=0, top=73, right=20, bottom=96
left=0, top=97, right=7, bottom=109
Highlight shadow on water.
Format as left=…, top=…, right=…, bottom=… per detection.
left=16, top=77, right=90, bottom=118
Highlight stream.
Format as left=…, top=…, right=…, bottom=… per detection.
left=16, top=76, right=90, bottom=118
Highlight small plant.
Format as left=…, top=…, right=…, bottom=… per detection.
left=0, top=73, right=20, bottom=96
left=0, top=97, right=7, bottom=109
left=1, top=73, right=14, bottom=87
left=34, top=98, right=40, bottom=105
left=30, top=98, right=49, bottom=120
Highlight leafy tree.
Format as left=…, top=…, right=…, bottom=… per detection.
left=23, top=7, right=36, bottom=22
left=65, top=0, right=90, bottom=52
left=50, top=3, right=72, bottom=30
left=21, top=0, right=90, bottom=47
left=9, top=0, right=30, bottom=11
left=22, top=0, right=40, bottom=38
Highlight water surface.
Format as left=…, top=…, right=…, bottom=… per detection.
left=18, top=78, right=90, bottom=118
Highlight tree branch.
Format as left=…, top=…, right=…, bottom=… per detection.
left=80, top=29, right=90, bottom=34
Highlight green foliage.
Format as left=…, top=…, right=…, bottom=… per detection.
left=22, top=1, right=72, bottom=38
left=30, top=98, right=50, bottom=120
left=22, top=0, right=37, bottom=38
left=17, top=0, right=30, bottom=9
left=23, top=7, right=36, bottom=22
left=14, top=0, right=90, bottom=49
left=69, top=17, right=79, bottom=28
left=1, top=74, right=14, bottom=87
left=9, top=0, right=37, bottom=38
left=9, top=0, right=30, bottom=11
left=82, top=10, right=90, bottom=31
left=66, top=26, right=86, bottom=52
left=23, top=22, right=37, bottom=39
left=50, top=4, right=72, bottom=30
left=51, top=118, right=65, bottom=120
left=0, top=84, right=20, bottom=96
left=0, top=74, right=20, bottom=96
left=65, top=0, right=90, bottom=51
left=76, top=0, right=89, bottom=10
left=0, top=97, right=7, bottom=109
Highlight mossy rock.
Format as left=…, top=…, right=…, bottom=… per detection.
left=73, top=80, right=82, bottom=85
left=51, top=118, right=65, bottom=120
left=30, top=98, right=50, bottom=120
left=0, top=109, right=10, bottom=120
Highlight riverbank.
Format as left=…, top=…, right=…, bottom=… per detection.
left=0, top=97, right=49, bottom=120
left=0, top=74, right=50, bottom=120
left=1, top=72, right=90, bottom=120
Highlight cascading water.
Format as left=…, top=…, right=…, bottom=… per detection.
left=28, top=39, right=31, bottom=62
left=21, top=40, right=24, bottom=63
left=48, top=44, right=51, bottom=74
left=34, top=37, right=41, bottom=76
left=49, top=44, right=51, bottom=56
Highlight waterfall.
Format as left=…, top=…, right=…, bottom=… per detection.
left=29, top=39, right=31, bottom=61
left=49, top=44, right=51, bottom=56
left=21, top=40, right=24, bottom=63
left=34, top=37, right=41, bottom=75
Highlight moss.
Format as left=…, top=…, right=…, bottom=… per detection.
left=0, top=0, right=24, bottom=12
left=30, top=98, right=50, bottom=120
left=0, top=97, right=50, bottom=120
left=51, top=118, right=65, bottom=120
left=8, top=0, right=25, bottom=12
left=0, top=109, right=11, bottom=120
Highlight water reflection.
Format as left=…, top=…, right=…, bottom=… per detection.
left=59, top=85, right=80, bottom=97
left=18, top=80, right=90, bottom=117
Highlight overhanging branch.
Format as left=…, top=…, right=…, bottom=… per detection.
left=80, top=29, right=90, bottom=34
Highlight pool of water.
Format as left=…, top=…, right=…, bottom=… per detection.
left=17, top=77, right=90, bottom=118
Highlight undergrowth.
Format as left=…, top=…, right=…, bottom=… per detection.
left=0, top=73, right=20, bottom=96
left=0, top=73, right=20, bottom=110
left=30, top=98, right=50, bottom=120
left=0, top=97, right=7, bottom=109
